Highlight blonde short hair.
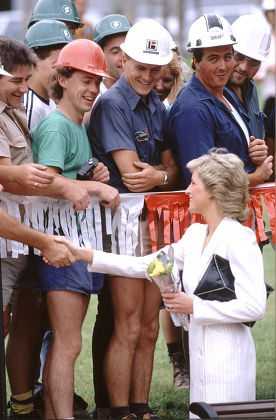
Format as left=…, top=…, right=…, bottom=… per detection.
left=187, top=149, right=251, bottom=223
left=166, top=52, right=192, bottom=102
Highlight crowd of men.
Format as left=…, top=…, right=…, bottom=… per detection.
left=0, top=0, right=274, bottom=419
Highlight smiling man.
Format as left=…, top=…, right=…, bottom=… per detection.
left=87, top=19, right=179, bottom=419
left=94, top=14, right=131, bottom=92
left=30, top=39, right=120, bottom=420
left=23, top=19, right=73, bottom=131
left=167, top=13, right=272, bottom=188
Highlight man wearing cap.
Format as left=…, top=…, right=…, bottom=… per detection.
left=94, top=14, right=131, bottom=94
left=31, top=39, right=119, bottom=419
left=87, top=19, right=179, bottom=419
left=28, top=0, right=83, bottom=38
left=23, top=19, right=73, bottom=130
left=167, top=13, right=272, bottom=189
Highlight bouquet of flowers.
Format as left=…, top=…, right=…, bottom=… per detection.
left=147, top=246, right=189, bottom=329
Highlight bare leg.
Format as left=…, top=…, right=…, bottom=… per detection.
left=3, top=304, right=12, bottom=338
left=6, top=288, right=48, bottom=394
left=104, top=276, right=144, bottom=407
left=130, top=280, right=161, bottom=403
left=43, top=290, right=89, bottom=419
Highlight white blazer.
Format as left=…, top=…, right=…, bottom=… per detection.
left=89, top=217, right=266, bottom=408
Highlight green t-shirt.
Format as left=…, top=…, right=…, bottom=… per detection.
left=31, top=110, right=92, bottom=179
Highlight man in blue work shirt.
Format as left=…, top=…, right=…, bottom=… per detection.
left=87, top=19, right=179, bottom=419
left=228, top=14, right=271, bottom=141
left=167, top=13, right=272, bottom=189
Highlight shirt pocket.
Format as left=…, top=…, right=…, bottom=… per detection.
left=9, top=136, right=32, bottom=165
left=134, top=132, right=153, bottom=163
left=214, top=122, right=238, bottom=150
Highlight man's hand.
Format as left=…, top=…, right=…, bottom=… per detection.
left=12, top=163, right=55, bottom=189
left=91, top=162, right=110, bottom=184
left=43, top=236, right=94, bottom=265
left=249, top=136, right=268, bottom=165
left=39, top=235, right=76, bottom=268
left=122, top=161, right=164, bottom=192
left=63, top=182, right=91, bottom=211
left=96, top=183, right=120, bottom=210
left=248, top=155, right=273, bottom=186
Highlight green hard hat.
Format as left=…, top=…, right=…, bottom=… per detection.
left=94, top=14, right=131, bottom=46
left=24, top=19, right=73, bottom=48
left=28, top=0, right=84, bottom=29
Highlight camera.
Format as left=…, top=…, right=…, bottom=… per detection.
left=76, top=157, right=99, bottom=180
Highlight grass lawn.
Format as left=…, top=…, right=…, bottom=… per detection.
left=73, top=241, right=275, bottom=418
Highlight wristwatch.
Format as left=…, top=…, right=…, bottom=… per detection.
left=163, top=170, right=169, bottom=185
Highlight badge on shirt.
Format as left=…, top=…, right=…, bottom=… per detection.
left=135, top=130, right=149, bottom=142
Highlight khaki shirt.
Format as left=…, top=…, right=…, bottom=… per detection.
left=0, top=100, right=33, bottom=165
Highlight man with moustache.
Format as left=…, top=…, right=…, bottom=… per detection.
left=167, top=14, right=272, bottom=189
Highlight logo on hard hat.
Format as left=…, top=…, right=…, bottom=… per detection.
left=111, top=20, right=122, bottom=29
left=62, top=5, right=72, bottom=15
left=210, top=34, right=224, bottom=40
left=61, top=28, right=71, bottom=38
left=146, top=39, right=158, bottom=51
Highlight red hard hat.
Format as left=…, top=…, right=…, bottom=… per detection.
left=53, top=39, right=113, bottom=79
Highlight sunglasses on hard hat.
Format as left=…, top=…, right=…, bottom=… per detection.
left=233, top=52, right=261, bottom=69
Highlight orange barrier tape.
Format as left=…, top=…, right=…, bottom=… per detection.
left=249, top=184, right=275, bottom=244
left=145, top=184, right=275, bottom=252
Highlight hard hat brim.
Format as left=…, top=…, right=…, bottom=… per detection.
left=52, top=63, right=114, bottom=80
left=0, top=67, right=12, bottom=77
left=233, top=46, right=268, bottom=62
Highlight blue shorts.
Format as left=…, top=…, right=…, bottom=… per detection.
left=34, top=255, right=104, bottom=296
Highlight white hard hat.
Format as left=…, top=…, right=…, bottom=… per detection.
left=187, top=14, right=237, bottom=52
left=0, top=64, right=12, bottom=77
left=232, top=15, right=271, bottom=62
left=262, top=0, right=275, bottom=11
left=120, top=19, right=173, bottom=65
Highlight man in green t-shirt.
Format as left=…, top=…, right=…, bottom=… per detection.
left=31, top=38, right=119, bottom=419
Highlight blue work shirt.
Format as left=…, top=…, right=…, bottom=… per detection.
left=87, top=74, right=169, bottom=193
left=227, top=78, right=265, bottom=140
left=167, top=73, right=256, bottom=188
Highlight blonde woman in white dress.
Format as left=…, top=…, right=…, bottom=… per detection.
left=50, top=149, right=267, bottom=414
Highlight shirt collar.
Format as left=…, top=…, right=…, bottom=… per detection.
left=0, top=99, right=8, bottom=114
left=118, top=74, right=159, bottom=113
left=0, top=99, right=25, bottom=116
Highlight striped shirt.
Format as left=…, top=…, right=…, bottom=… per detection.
left=22, top=88, right=56, bottom=131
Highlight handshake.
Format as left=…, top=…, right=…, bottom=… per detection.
left=40, top=236, right=94, bottom=268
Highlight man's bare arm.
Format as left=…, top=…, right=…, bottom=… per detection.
left=0, top=208, right=76, bottom=268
